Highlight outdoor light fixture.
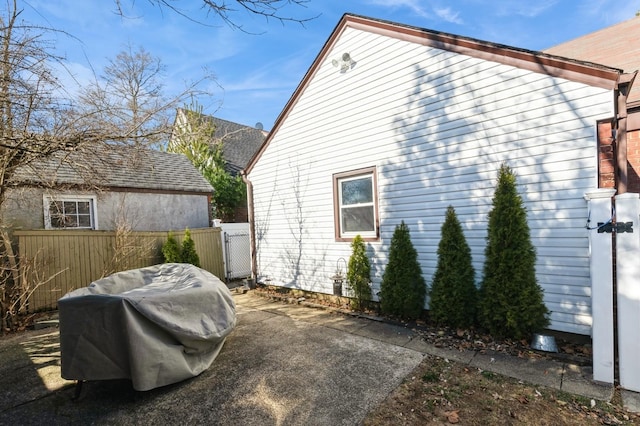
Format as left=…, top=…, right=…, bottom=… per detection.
left=331, top=257, right=347, bottom=296
left=332, top=52, right=355, bottom=72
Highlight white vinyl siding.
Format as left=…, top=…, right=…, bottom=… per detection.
left=248, top=27, right=614, bottom=335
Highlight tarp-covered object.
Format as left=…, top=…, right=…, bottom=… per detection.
left=58, top=263, right=236, bottom=391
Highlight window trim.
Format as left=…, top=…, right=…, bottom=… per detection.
left=43, top=195, right=98, bottom=230
left=333, top=166, right=379, bottom=242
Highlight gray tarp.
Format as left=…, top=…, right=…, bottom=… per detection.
left=58, top=263, right=236, bottom=391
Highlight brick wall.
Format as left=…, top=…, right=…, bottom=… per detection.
left=597, top=122, right=640, bottom=193
left=628, top=129, right=640, bottom=193
left=598, top=120, right=616, bottom=188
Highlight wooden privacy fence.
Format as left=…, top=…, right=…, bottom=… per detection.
left=14, top=227, right=225, bottom=312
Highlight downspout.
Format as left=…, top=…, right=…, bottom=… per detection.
left=240, top=170, right=257, bottom=280
left=611, top=71, right=636, bottom=386
left=615, top=72, right=637, bottom=194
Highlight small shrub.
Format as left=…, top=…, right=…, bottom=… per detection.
left=346, top=235, right=371, bottom=311
left=181, top=228, right=201, bottom=267
left=161, top=231, right=181, bottom=263
left=161, top=229, right=201, bottom=267
left=380, top=221, right=426, bottom=320
left=429, top=206, right=478, bottom=329
left=478, top=164, right=549, bottom=339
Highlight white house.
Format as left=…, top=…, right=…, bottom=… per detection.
left=244, top=14, right=635, bottom=336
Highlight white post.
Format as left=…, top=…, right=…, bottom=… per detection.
left=615, top=192, right=640, bottom=392
left=584, top=188, right=616, bottom=384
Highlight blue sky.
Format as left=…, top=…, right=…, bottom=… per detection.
left=18, top=0, right=639, bottom=131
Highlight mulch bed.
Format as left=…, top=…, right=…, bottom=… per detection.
left=251, top=285, right=592, bottom=366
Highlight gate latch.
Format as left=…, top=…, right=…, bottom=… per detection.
left=597, top=222, right=634, bottom=234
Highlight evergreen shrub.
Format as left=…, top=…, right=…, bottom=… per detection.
left=379, top=221, right=426, bottom=320
left=181, top=228, right=201, bottom=267
left=162, top=231, right=182, bottom=263
left=161, top=229, right=201, bottom=267
left=429, top=206, right=477, bottom=328
left=346, top=235, right=371, bottom=311
left=478, top=164, right=549, bottom=339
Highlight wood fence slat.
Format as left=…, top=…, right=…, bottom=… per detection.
left=14, top=228, right=225, bottom=311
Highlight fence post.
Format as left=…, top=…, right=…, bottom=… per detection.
left=584, top=188, right=616, bottom=384
left=615, top=192, right=640, bottom=392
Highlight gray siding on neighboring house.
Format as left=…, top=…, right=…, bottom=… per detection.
left=247, top=18, right=618, bottom=335
left=98, top=191, right=211, bottom=231
left=5, top=147, right=214, bottom=232
left=2, top=188, right=211, bottom=232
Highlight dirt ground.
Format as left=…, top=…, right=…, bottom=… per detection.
left=362, top=355, right=640, bottom=425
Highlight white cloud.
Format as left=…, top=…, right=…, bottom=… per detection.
left=434, top=7, right=463, bottom=24
left=489, top=0, right=558, bottom=18
left=366, top=0, right=431, bottom=18
left=579, top=0, right=638, bottom=24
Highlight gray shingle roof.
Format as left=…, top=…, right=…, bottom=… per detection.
left=209, top=116, right=267, bottom=174
left=173, top=110, right=267, bottom=175
left=11, top=146, right=214, bottom=193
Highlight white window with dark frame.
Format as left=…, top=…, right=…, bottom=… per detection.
left=44, top=195, right=97, bottom=230
left=333, top=167, right=379, bottom=241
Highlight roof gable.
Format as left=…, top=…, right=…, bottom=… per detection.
left=245, top=13, right=624, bottom=174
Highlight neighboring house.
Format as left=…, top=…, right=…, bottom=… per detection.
left=544, top=14, right=640, bottom=193
left=244, top=14, right=636, bottom=336
left=3, top=146, right=214, bottom=232
left=172, top=109, right=267, bottom=222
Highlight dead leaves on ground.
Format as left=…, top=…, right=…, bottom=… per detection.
left=364, top=355, right=640, bottom=426
left=444, top=410, right=460, bottom=423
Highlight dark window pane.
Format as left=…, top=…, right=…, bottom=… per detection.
left=77, top=202, right=90, bottom=214
left=342, top=206, right=374, bottom=233
left=49, top=201, right=63, bottom=216
left=78, top=215, right=91, bottom=227
left=64, top=215, right=78, bottom=227
left=50, top=215, right=64, bottom=228
left=341, top=177, right=372, bottom=205
left=64, top=201, right=77, bottom=214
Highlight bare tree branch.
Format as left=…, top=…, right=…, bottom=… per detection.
left=114, top=0, right=318, bottom=31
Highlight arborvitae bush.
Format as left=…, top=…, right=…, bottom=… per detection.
left=429, top=206, right=477, bottom=329
left=346, top=235, right=372, bottom=311
left=478, top=164, right=549, bottom=339
left=380, top=221, right=426, bottom=320
left=161, top=229, right=201, bottom=267
left=162, top=231, right=182, bottom=263
left=181, top=228, right=201, bottom=267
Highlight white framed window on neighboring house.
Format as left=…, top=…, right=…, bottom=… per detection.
left=43, top=195, right=98, bottom=230
left=333, top=166, right=379, bottom=241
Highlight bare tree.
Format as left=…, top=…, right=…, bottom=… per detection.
left=114, top=0, right=317, bottom=30
left=0, top=0, right=100, bottom=330
left=78, top=44, right=214, bottom=149
left=0, top=2, right=215, bottom=331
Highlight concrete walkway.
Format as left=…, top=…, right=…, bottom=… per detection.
left=265, top=292, right=640, bottom=415
left=1, top=290, right=638, bottom=425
